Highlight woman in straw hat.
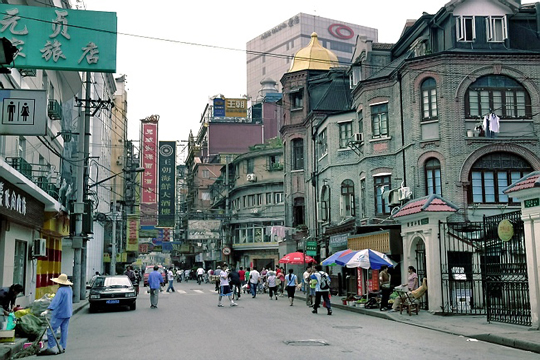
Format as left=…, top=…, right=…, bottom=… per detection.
left=39, top=274, right=73, bottom=355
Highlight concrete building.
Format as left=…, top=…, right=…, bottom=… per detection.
left=246, top=13, right=378, bottom=101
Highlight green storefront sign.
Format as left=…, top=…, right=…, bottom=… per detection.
left=306, top=241, right=317, bottom=256
left=524, top=198, right=540, bottom=209
left=0, top=4, right=117, bottom=72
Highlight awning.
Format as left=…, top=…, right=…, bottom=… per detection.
left=0, top=157, right=63, bottom=212
left=348, top=230, right=390, bottom=253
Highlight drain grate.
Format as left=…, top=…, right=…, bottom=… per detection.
left=284, top=339, right=330, bottom=346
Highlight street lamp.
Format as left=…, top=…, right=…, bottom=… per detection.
left=89, top=167, right=144, bottom=275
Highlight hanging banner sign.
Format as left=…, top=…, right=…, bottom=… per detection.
left=158, top=141, right=176, bottom=227
left=0, top=4, right=117, bottom=72
left=126, top=214, right=139, bottom=252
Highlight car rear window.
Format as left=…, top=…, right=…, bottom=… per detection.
left=93, top=277, right=132, bottom=287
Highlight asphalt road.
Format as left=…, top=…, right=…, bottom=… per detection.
left=56, top=282, right=537, bottom=360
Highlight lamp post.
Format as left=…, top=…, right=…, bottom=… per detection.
left=88, top=167, right=144, bottom=275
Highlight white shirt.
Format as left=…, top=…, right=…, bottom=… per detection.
left=249, top=270, right=260, bottom=284
left=197, top=268, right=204, bottom=275
left=167, top=270, right=174, bottom=281
left=219, top=270, right=229, bottom=286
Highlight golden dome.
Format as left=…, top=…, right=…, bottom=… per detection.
left=288, top=32, right=339, bottom=73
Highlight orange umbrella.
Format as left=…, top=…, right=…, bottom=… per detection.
left=279, top=252, right=316, bottom=265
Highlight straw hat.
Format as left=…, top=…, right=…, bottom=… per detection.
left=52, top=274, right=73, bottom=286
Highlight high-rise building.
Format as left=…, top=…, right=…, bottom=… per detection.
left=246, top=13, right=378, bottom=101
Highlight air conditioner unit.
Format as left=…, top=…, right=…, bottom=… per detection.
left=388, top=189, right=401, bottom=206
left=33, top=238, right=47, bottom=257
left=353, top=133, right=364, bottom=142
left=398, top=187, right=412, bottom=201
left=251, top=208, right=259, bottom=214
left=247, top=174, right=257, bottom=182
left=116, top=156, right=123, bottom=166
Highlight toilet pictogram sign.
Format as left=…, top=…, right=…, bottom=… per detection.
left=0, top=89, right=46, bottom=135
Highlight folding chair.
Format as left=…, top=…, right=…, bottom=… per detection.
left=396, top=289, right=419, bottom=316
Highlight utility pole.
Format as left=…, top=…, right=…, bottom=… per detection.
left=111, top=176, right=118, bottom=275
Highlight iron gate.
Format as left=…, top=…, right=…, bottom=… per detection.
left=483, top=211, right=530, bottom=326
left=440, top=221, right=486, bottom=315
left=440, top=211, right=531, bottom=326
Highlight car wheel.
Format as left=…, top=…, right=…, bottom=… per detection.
left=89, top=303, right=98, bottom=313
left=129, top=302, right=136, bottom=311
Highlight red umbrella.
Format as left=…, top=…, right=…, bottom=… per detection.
left=279, top=252, right=316, bottom=265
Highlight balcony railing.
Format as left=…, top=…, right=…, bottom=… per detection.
left=48, top=99, right=62, bottom=120
left=6, top=157, right=33, bottom=180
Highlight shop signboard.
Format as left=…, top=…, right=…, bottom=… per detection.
left=158, top=141, right=176, bottom=227
left=357, top=268, right=364, bottom=296
left=306, top=241, right=317, bottom=256
left=126, top=214, right=139, bottom=252
left=0, top=4, right=117, bottom=72
left=140, top=117, right=158, bottom=226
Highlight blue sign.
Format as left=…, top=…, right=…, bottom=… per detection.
left=213, top=98, right=225, bottom=117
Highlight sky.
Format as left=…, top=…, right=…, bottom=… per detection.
left=82, top=0, right=448, bottom=143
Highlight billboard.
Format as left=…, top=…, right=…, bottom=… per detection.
left=213, top=98, right=225, bottom=117
left=0, top=89, right=46, bottom=135
left=158, top=141, right=175, bottom=227
left=125, top=214, right=139, bottom=252
left=140, top=117, right=158, bottom=226
left=225, top=98, right=247, bottom=118
left=0, top=4, right=117, bottom=72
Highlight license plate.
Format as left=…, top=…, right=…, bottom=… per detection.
left=106, top=300, right=120, bottom=304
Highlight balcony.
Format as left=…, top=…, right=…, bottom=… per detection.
left=6, top=157, right=33, bottom=180
left=48, top=99, right=62, bottom=120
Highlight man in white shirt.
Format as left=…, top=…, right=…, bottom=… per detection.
left=217, top=265, right=237, bottom=307
left=249, top=268, right=260, bottom=298
left=166, top=267, right=175, bottom=293
left=196, top=267, right=205, bottom=285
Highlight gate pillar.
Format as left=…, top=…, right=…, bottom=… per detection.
left=504, top=172, right=540, bottom=329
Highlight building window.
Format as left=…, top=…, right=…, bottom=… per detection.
left=292, top=138, right=304, bottom=170
left=291, top=91, right=303, bottom=109
left=466, top=75, right=531, bottom=119
left=256, top=194, right=262, bottom=206
left=293, top=197, right=305, bottom=227
left=202, top=169, right=209, bottom=178
left=371, top=103, right=388, bottom=138
left=456, top=16, right=475, bottom=42
left=339, top=122, right=353, bottom=148
left=247, top=158, right=254, bottom=173
left=374, top=175, right=391, bottom=215
left=425, top=158, right=442, bottom=196
left=350, top=66, right=361, bottom=88
left=421, top=78, right=438, bottom=121
left=340, top=179, right=355, bottom=217
left=487, top=16, right=507, bottom=42
left=360, top=178, right=366, bottom=218
left=317, top=129, right=327, bottom=158
left=274, top=192, right=283, bottom=204
left=200, top=190, right=210, bottom=201
left=266, top=193, right=272, bottom=204
left=470, top=153, right=532, bottom=204
left=320, top=185, right=330, bottom=222
left=268, top=154, right=282, bottom=171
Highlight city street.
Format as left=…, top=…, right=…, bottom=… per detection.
left=53, top=283, right=537, bottom=360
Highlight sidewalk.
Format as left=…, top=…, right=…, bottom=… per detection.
left=323, top=297, right=540, bottom=354
left=0, top=300, right=88, bottom=360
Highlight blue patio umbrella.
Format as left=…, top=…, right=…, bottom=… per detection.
left=321, top=249, right=358, bottom=266
left=335, top=249, right=396, bottom=270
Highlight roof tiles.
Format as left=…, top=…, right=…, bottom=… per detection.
left=504, top=171, right=540, bottom=194
left=392, top=195, right=459, bottom=218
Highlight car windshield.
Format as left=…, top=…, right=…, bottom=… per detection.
left=92, top=277, right=132, bottom=288
left=145, top=267, right=164, bottom=274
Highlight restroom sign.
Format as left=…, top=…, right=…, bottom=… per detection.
left=0, top=89, right=46, bottom=135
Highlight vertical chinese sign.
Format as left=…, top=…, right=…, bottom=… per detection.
left=158, top=141, right=176, bottom=228
left=126, top=214, right=139, bottom=252
left=0, top=4, right=117, bottom=72
left=140, top=116, right=159, bottom=226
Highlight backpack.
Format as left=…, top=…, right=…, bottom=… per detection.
left=319, top=272, right=330, bottom=290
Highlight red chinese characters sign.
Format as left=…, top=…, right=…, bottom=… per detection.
left=140, top=118, right=158, bottom=226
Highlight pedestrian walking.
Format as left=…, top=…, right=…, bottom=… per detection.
left=310, top=264, right=332, bottom=315
left=302, top=266, right=312, bottom=294
left=238, top=267, right=246, bottom=287
left=228, top=267, right=241, bottom=300
left=214, top=266, right=222, bottom=291
left=148, top=265, right=163, bottom=308
left=249, top=268, right=260, bottom=298
left=276, top=269, right=285, bottom=296
left=267, top=271, right=278, bottom=300
left=218, top=265, right=237, bottom=307
left=39, top=274, right=73, bottom=355
left=166, top=267, right=176, bottom=293
left=196, top=266, right=205, bottom=285
left=285, top=269, right=298, bottom=306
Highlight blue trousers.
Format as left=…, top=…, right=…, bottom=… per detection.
left=166, top=280, right=175, bottom=292
left=47, top=316, right=70, bottom=350
left=250, top=282, right=257, bottom=297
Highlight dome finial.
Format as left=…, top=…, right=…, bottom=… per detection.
left=288, top=32, right=338, bottom=73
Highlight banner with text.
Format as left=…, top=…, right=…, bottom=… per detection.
left=140, top=118, right=158, bottom=226
left=158, top=141, right=176, bottom=227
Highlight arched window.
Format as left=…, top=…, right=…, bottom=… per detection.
left=292, top=138, right=304, bottom=170
left=421, top=78, right=438, bottom=121
left=425, top=158, right=442, bottom=196
left=320, top=185, right=330, bottom=222
left=469, top=152, right=532, bottom=204
left=340, top=180, right=355, bottom=217
left=466, top=75, right=531, bottom=119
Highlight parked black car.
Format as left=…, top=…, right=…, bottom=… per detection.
left=89, top=275, right=137, bottom=313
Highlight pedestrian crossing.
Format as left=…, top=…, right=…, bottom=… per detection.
left=139, top=288, right=216, bottom=296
